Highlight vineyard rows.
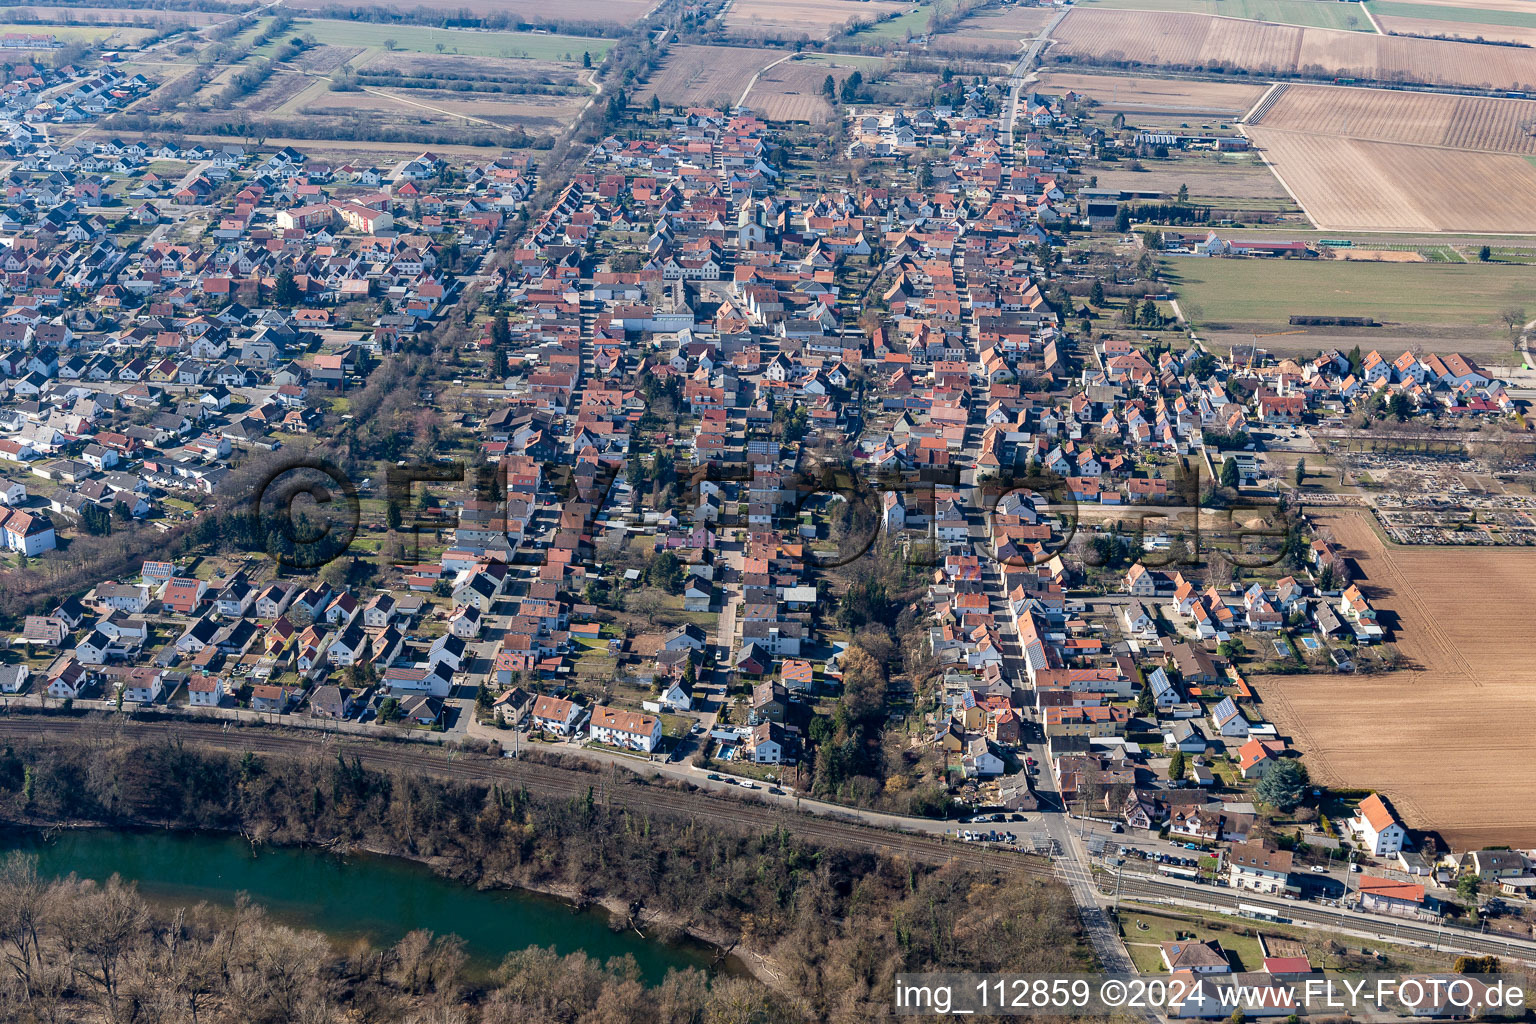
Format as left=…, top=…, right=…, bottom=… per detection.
left=1052, top=8, right=1536, bottom=92
left=1258, top=83, right=1536, bottom=154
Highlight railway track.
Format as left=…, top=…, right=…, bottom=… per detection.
left=1114, top=875, right=1536, bottom=964
left=0, top=716, right=1049, bottom=878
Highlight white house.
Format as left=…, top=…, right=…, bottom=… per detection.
left=1209, top=696, right=1249, bottom=738
left=1352, top=793, right=1408, bottom=856
left=1120, top=599, right=1156, bottom=639
left=0, top=664, right=28, bottom=694
left=115, top=668, right=163, bottom=704
left=187, top=674, right=226, bottom=707
left=588, top=705, right=663, bottom=753
left=95, top=582, right=150, bottom=614
left=531, top=694, right=581, bottom=735
left=749, top=721, right=785, bottom=764
left=1148, top=666, right=1180, bottom=710
left=662, top=623, right=707, bottom=652
left=1228, top=839, right=1294, bottom=895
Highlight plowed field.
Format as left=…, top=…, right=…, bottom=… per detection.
left=1256, top=511, right=1536, bottom=849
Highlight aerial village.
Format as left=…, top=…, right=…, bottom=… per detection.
left=0, top=34, right=1530, bottom=949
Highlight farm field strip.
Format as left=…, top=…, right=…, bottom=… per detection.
left=1252, top=83, right=1536, bottom=155
left=1256, top=511, right=1536, bottom=848
left=930, top=6, right=1056, bottom=52
left=1096, top=161, right=1293, bottom=200
left=1367, top=0, right=1536, bottom=12
left=0, top=19, right=155, bottom=43
left=264, top=19, right=610, bottom=62
left=743, top=55, right=877, bottom=122
left=638, top=44, right=781, bottom=107
left=1165, top=255, right=1536, bottom=327
left=279, top=0, right=655, bottom=24
left=3, top=5, right=230, bottom=25
left=1368, top=0, right=1536, bottom=28
left=1050, top=7, right=1536, bottom=91
left=1371, top=12, right=1536, bottom=43
left=1246, top=127, right=1536, bottom=231
left=1079, top=0, right=1375, bottom=31
left=1036, top=71, right=1266, bottom=115
left=725, top=0, right=911, bottom=39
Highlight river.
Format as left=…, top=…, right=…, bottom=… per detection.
left=0, top=827, right=716, bottom=983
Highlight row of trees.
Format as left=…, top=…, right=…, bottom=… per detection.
left=0, top=852, right=788, bottom=1024
left=0, top=738, right=1091, bottom=1021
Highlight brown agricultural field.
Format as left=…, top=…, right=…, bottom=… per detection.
left=1049, top=7, right=1536, bottom=91
left=744, top=55, right=875, bottom=122
left=725, top=0, right=909, bottom=39
left=1096, top=160, right=1292, bottom=201
left=287, top=44, right=367, bottom=74
left=1251, top=83, right=1536, bottom=155
left=1373, top=13, right=1536, bottom=46
left=1038, top=71, right=1265, bottom=117
left=1256, top=511, right=1536, bottom=850
left=1049, top=10, right=1297, bottom=71
left=638, top=43, right=780, bottom=108
left=283, top=0, right=655, bottom=26
left=295, top=84, right=587, bottom=132
left=930, top=5, right=1056, bottom=53
left=1247, top=128, right=1536, bottom=232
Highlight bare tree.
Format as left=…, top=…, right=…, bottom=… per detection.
left=1500, top=305, right=1527, bottom=343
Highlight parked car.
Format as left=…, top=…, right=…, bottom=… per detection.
left=1310, top=865, right=1328, bottom=873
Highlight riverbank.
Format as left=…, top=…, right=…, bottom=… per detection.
left=0, top=812, right=783, bottom=988
left=515, top=877, right=784, bottom=987
left=337, top=840, right=784, bottom=986
left=0, top=733, right=1089, bottom=1021
left=0, top=823, right=743, bottom=985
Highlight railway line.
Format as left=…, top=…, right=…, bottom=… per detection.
left=13, top=716, right=1527, bottom=969
left=1113, top=875, right=1536, bottom=964
left=0, top=716, right=1050, bottom=878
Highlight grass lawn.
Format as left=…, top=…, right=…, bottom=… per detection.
left=284, top=20, right=610, bottom=62
left=1366, top=0, right=1536, bottom=28
left=1163, top=257, right=1536, bottom=331
left=573, top=648, right=618, bottom=678
left=851, top=5, right=930, bottom=39
left=1081, top=0, right=1372, bottom=29
left=1119, top=911, right=1265, bottom=972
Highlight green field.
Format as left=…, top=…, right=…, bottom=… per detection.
left=1366, top=0, right=1536, bottom=28
left=852, top=4, right=932, bottom=39
left=1080, top=0, right=1374, bottom=30
left=1165, top=257, right=1536, bottom=329
left=283, top=20, right=611, bottom=61
left=0, top=21, right=157, bottom=44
